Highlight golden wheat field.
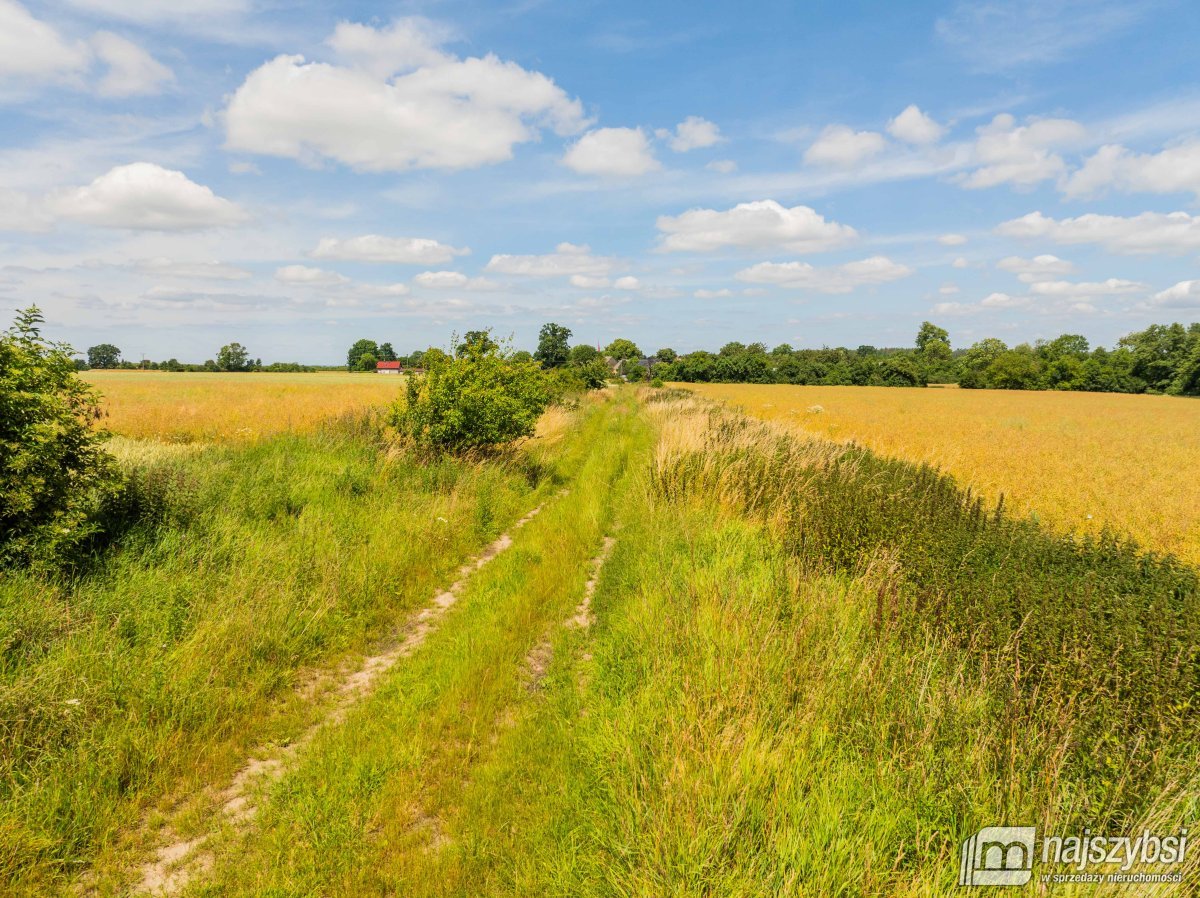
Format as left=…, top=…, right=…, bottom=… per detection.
left=83, top=371, right=405, bottom=442
left=686, top=383, right=1200, bottom=564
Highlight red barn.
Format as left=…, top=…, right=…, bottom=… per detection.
left=376, top=360, right=403, bottom=375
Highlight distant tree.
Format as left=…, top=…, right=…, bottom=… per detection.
left=915, top=321, right=950, bottom=353
left=855, top=344, right=877, bottom=357
left=605, top=338, right=642, bottom=361
left=87, top=343, right=121, bottom=369
left=216, top=342, right=251, bottom=372
left=958, top=338, right=1008, bottom=389
left=511, top=350, right=534, bottom=363
left=358, top=352, right=378, bottom=372
left=347, top=339, right=379, bottom=370
left=772, top=343, right=796, bottom=357
left=534, top=322, right=573, bottom=368
left=655, top=347, right=678, bottom=363
left=377, top=342, right=397, bottom=362
left=456, top=330, right=499, bottom=358
left=569, top=344, right=601, bottom=364
left=719, top=341, right=746, bottom=357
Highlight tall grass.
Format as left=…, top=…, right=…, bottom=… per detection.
left=0, top=407, right=567, bottom=894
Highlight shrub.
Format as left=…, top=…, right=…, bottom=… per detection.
left=392, top=337, right=550, bottom=452
left=0, top=307, right=118, bottom=567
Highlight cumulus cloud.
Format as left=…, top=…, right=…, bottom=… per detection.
left=804, top=125, right=887, bottom=167
left=1063, top=141, right=1200, bottom=199
left=569, top=274, right=610, bottom=289
left=887, top=105, right=944, bottom=144
left=996, top=210, right=1200, bottom=254
left=0, top=0, right=89, bottom=82
left=311, top=235, right=468, bottom=264
left=694, top=288, right=733, bottom=298
left=562, top=127, right=660, bottom=176
left=613, top=276, right=640, bottom=290
left=412, top=271, right=497, bottom=290
left=91, top=31, right=173, bottom=97
left=52, top=163, right=246, bottom=230
left=931, top=301, right=975, bottom=316
left=224, top=19, right=587, bottom=172
left=951, top=257, right=970, bottom=269
left=706, top=159, right=737, bottom=173
left=660, top=116, right=722, bottom=152
left=961, top=113, right=1087, bottom=189
left=938, top=233, right=967, bottom=246
left=656, top=200, right=857, bottom=253
left=733, top=256, right=913, bottom=293
left=1027, top=278, right=1145, bottom=297
left=979, top=291, right=1030, bottom=308
left=1146, top=280, right=1200, bottom=309
left=136, top=258, right=251, bottom=280
left=485, top=242, right=617, bottom=278
left=275, top=264, right=348, bottom=285
left=996, top=254, right=1075, bottom=280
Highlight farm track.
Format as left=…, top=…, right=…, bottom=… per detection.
left=129, top=498, right=553, bottom=896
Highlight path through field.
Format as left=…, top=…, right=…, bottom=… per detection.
left=124, top=395, right=649, bottom=896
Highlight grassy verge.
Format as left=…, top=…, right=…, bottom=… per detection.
left=0, top=405, right=579, bottom=894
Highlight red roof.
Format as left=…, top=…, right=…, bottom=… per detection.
left=376, top=360, right=402, bottom=369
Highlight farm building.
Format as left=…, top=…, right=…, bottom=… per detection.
left=376, top=361, right=403, bottom=375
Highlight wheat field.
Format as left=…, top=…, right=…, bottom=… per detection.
left=685, top=383, right=1200, bottom=564
left=83, top=371, right=405, bottom=442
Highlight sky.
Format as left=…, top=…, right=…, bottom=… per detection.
left=2, top=0, right=1199, bottom=364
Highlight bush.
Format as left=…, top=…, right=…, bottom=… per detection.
left=0, top=307, right=118, bottom=567
left=392, top=337, right=551, bottom=452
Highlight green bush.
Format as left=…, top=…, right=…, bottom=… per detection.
left=0, top=307, right=118, bottom=567
left=392, top=337, right=551, bottom=452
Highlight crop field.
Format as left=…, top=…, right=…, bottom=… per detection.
left=685, top=382, right=1200, bottom=564
left=83, top=371, right=405, bottom=442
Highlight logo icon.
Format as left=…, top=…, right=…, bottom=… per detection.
left=959, top=826, right=1037, bottom=887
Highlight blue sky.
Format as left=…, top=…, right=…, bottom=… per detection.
left=2, top=0, right=1199, bottom=363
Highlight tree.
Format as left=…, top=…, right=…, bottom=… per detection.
left=1, top=307, right=118, bottom=566
left=605, top=338, right=642, bottom=361
left=569, top=344, right=601, bottom=364
left=393, top=341, right=550, bottom=452
left=216, top=342, right=251, bottom=372
left=347, top=338, right=379, bottom=370
left=534, top=322, right=572, bottom=369
left=377, top=342, right=397, bottom=362
left=87, top=343, right=121, bottom=369
left=655, top=347, right=678, bottom=363
left=958, top=338, right=1008, bottom=389
left=915, top=321, right=950, bottom=353
left=358, top=352, right=378, bottom=372
left=456, top=330, right=499, bottom=358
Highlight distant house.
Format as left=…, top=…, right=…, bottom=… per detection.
left=376, top=361, right=403, bottom=375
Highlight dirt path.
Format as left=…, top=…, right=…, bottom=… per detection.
left=130, top=500, right=550, bottom=897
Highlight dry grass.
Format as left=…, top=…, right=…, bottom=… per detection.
left=685, top=383, right=1200, bottom=564
left=83, top=371, right=404, bottom=442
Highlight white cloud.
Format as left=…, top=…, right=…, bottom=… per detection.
left=888, top=105, right=944, bottom=144
left=52, top=163, right=247, bottom=231
left=706, top=159, right=737, bottom=173
left=91, top=31, right=173, bottom=96
left=662, top=116, right=722, bottom=152
left=939, top=284, right=960, bottom=295
left=411, top=270, right=495, bottom=290
left=311, top=235, right=468, bottom=264
left=734, top=256, right=913, bottom=293
left=996, top=254, right=1075, bottom=280
left=694, top=288, right=733, bottom=298
left=562, top=127, right=660, bottom=176
left=1027, top=278, right=1145, bottom=297
left=980, top=292, right=1030, bottom=308
left=136, top=258, right=251, bottom=280
left=327, top=17, right=452, bottom=78
left=485, top=242, right=616, bottom=278
left=961, top=113, right=1087, bottom=189
left=931, top=301, right=975, bottom=316
left=938, top=233, right=967, bottom=246
left=997, top=210, right=1200, bottom=254
left=275, top=264, right=349, bottom=286
left=569, top=274, right=610, bottom=288
left=613, top=276, right=640, bottom=290
left=1147, top=280, right=1200, bottom=309
left=804, top=125, right=886, bottom=167
left=0, top=0, right=89, bottom=81
left=951, top=257, right=969, bottom=269
left=656, top=200, right=857, bottom=253
left=225, top=21, right=586, bottom=172
left=1063, top=141, right=1200, bottom=199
